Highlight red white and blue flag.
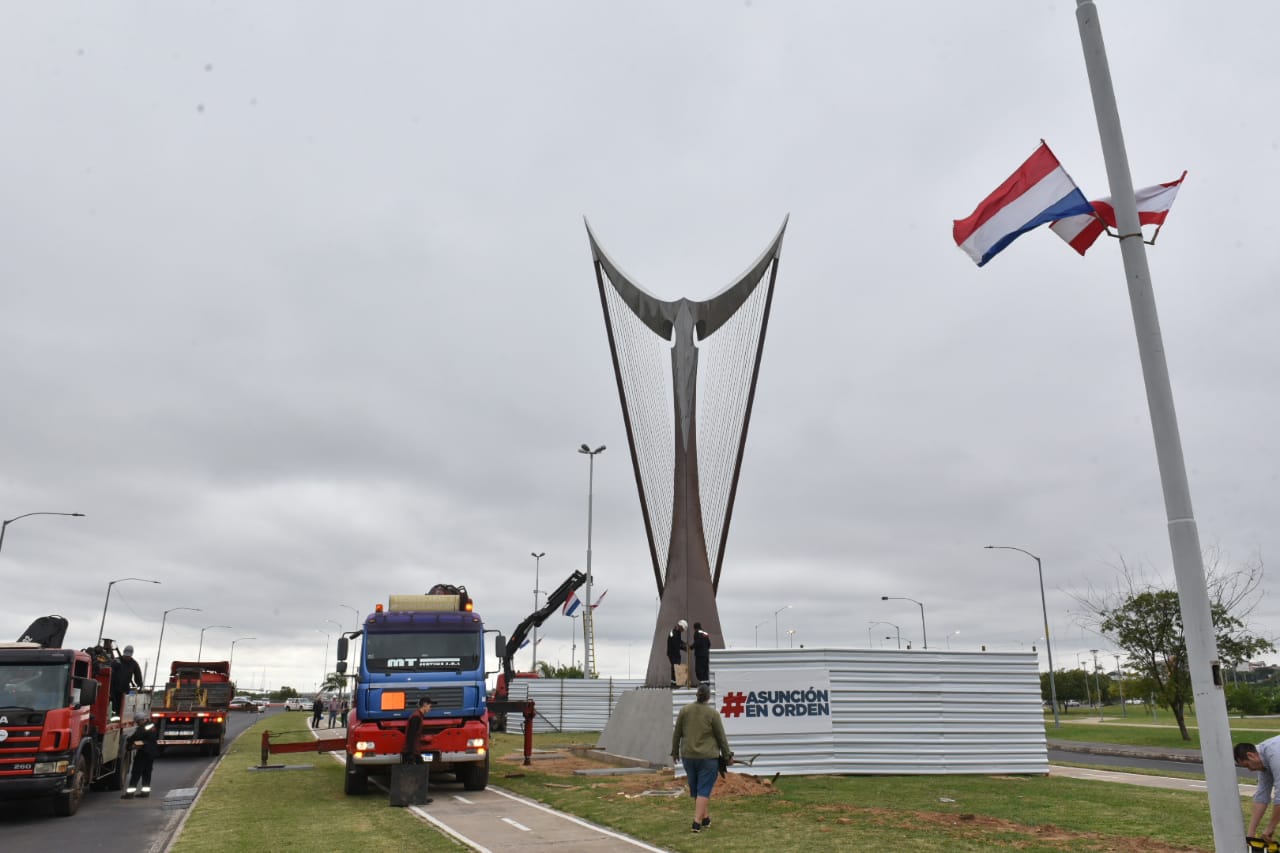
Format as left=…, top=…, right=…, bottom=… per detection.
left=562, top=590, right=581, bottom=617
left=953, top=142, right=1094, bottom=267
left=1050, top=172, right=1187, bottom=255
left=590, top=589, right=608, bottom=610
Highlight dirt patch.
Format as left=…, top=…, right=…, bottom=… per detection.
left=497, top=749, right=778, bottom=798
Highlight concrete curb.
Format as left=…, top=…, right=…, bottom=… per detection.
left=1048, top=738, right=1205, bottom=764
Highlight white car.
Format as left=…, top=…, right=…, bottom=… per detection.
left=283, top=697, right=310, bottom=711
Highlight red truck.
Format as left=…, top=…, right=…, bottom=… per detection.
left=0, top=618, right=145, bottom=816
left=152, top=661, right=234, bottom=755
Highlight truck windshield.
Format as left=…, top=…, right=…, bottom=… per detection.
left=0, top=662, right=70, bottom=711
left=365, top=632, right=481, bottom=674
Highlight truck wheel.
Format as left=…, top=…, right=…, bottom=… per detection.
left=459, top=753, right=489, bottom=791
left=343, top=752, right=368, bottom=795
left=210, top=735, right=223, bottom=756
left=53, top=754, right=89, bottom=816
left=105, top=742, right=131, bottom=791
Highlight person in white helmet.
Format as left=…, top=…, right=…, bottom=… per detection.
left=667, top=620, right=689, bottom=687
left=111, top=644, right=144, bottom=718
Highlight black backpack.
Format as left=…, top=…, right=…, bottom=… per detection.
left=17, top=615, right=69, bottom=649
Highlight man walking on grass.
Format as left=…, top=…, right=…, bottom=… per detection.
left=671, top=684, right=733, bottom=833
left=1235, top=738, right=1280, bottom=841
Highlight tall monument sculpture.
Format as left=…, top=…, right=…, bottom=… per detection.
left=585, top=218, right=788, bottom=687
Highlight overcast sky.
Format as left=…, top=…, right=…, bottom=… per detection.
left=3, top=1, right=1277, bottom=693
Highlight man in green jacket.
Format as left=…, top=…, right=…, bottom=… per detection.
left=671, top=684, right=733, bottom=833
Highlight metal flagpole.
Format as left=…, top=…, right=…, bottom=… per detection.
left=1074, top=3, right=1241, bottom=848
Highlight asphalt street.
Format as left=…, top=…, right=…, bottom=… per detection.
left=0, top=705, right=269, bottom=853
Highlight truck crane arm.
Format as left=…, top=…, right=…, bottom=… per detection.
left=500, top=570, right=586, bottom=688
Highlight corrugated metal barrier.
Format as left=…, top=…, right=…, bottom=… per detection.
left=512, top=647, right=1049, bottom=776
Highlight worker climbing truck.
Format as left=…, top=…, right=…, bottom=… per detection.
left=151, top=661, right=234, bottom=756
left=0, top=617, right=147, bottom=816
left=268, top=584, right=495, bottom=794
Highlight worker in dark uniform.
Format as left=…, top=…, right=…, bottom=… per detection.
left=123, top=712, right=160, bottom=799
left=399, top=695, right=435, bottom=806
left=692, top=622, right=711, bottom=685
left=667, top=620, right=688, bottom=687
left=111, top=645, right=145, bottom=719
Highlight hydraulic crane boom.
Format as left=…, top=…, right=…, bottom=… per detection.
left=500, top=570, right=586, bottom=686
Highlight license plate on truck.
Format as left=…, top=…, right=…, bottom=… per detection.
left=166, top=730, right=194, bottom=736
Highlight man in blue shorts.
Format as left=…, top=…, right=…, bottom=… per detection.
left=671, top=684, right=733, bottom=833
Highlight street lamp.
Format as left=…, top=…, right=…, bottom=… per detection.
left=881, top=595, right=927, bottom=649
left=151, top=606, right=202, bottom=692
left=198, top=625, right=230, bottom=661
left=1090, top=649, right=1104, bottom=721
left=1112, top=652, right=1128, bottom=717
left=531, top=551, right=545, bottom=672
left=870, top=621, right=901, bottom=649
left=773, top=604, right=791, bottom=649
left=753, top=619, right=769, bottom=648
left=578, top=444, right=605, bottom=678
left=985, top=545, right=1061, bottom=729
left=317, top=628, right=331, bottom=689
left=945, top=630, right=961, bottom=649
left=98, top=577, right=161, bottom=646
left=339, top=604, right=360, bottom=631
left=1075, top=653, right=1092, bottom=707
left=787, top=629, right=797, bottom=648
left=230, top=637, right=255, bottom=677
left=0, top=511, right=85, bottom=555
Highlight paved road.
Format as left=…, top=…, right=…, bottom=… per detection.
left=0, top=706, right=268, bottom=853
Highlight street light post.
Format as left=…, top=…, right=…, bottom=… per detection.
left=98, top=577, right=161, bottom=646
left=1076, top=653, right=1092, bottom=707
left=985, top=545, right=1061, bottom=728
left=151, top=606, right=202, bottom=692
left=317, top=629, right=331, bottom=690
left=1113, top=652, right=1127, bottom=717
left=880, top=595, right=927, bottom=649
left=230, top=637, right=255, bottom=678
left=787, top=629, right=796, bottom=648
left=773, top=604, right=791, bottom=648
left=870, top=621, right=901, bottom=649
left=578, top=444, right=605, bottom=679
left=198, top=625, right=230, bottom=662
left=339, top=604, right=360, bottom=631
left=754, top=619, right=769, bottom=648
left=531, top=551, right=545, bottom=672
left=1091, top=649, right=1104, bottom=721
left=945, top=630, right=961, bottom=649
left=0, top=511, right=85, bottom=555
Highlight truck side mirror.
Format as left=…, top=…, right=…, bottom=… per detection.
left=495, top=635, right=506, bottom=659
left=336, top=636, right=349, bottom=662
left=77, top=678, right=98, bottom=707
left=336, top=661, right=347, bottom=674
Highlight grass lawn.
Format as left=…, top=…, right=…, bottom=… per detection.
left=169, top=715, right=1257, bottom=852
left=169, top=711, right=465, bottom=852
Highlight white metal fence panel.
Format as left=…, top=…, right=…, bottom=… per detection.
left=505, top=677, right=645, bottom=732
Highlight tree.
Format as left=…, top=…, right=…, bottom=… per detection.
left=537, top=662, right=583, bottom=679
left=1073, top=550, right=1274, bottom=740
left=320, top=671, right=347, bottom=694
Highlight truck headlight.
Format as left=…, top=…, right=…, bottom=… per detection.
left=356, top=741, right=375, bottom=751
left=466, top=738, right=485, bottom=749
left=34, top=760, right=69, bottom=774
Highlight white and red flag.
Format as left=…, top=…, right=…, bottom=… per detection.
left=1050, top=172, right=1187, bottom=255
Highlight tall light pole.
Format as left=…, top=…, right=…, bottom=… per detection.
left=985, top=545, right=1060, bottom=728
left=198, top=625, right=230, bottom=662
left=754, top=619, right=769, bottom=648
left=230, top=637, right=255, bottom=678
left=339, top=604, right=360, bottom=631
left=1076, top=652, right=1092, bottom=707
left=945, top=630, right=961, bottom=649
left=578, top=444, right=605, bottom=678
left=787, top=629, right=796, bottom=648
left=151, top=606, right=202, bottom=692
left=1090, top=649, right=1104, bottom=721
left=773, top=604, right=791, bottom=649
left=881, top=595, right=927, bottom=649
left=870, top=621, right=901, bottom=649
left=1113, top=651, right=1127, bottom=717
left=0, top=511, right=85, bottom=555
left=98, top=577, right=161, bottom=646
left=530, top=551, right=545, bottom=672
left=316, top=628, right=331, bottom=690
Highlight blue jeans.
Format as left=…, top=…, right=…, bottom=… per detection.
left=682, top=757, right=718, bottom=798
